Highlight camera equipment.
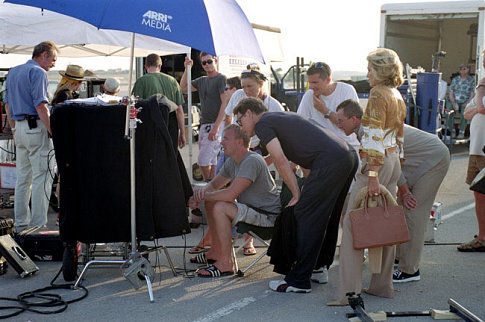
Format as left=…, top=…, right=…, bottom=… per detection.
left=27, top=115, right=38, bottom=129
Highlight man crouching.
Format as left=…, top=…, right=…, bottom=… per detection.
left=188, top=124, right=281, bottom=277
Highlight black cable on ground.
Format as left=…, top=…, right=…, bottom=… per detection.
left=0, top=145, right=15, bottom=155
left=0, top=266, right=88, bottom=319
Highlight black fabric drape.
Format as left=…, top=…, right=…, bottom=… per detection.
left=267, top=206, right=297, bottom=275
left=51, top=96, right=191, bottom=243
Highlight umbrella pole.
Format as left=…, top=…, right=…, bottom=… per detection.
left=187, top=51, right=193, bottom=182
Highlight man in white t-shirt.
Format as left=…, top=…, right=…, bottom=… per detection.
left=297, top=62, right=361, bottom=153
left=296, top=62, right=361, bottom=285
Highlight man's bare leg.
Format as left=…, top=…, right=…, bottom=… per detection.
left=199, top=165, right=216, bottom=181
left=198, top=201, right=237, bottom=275
left=203, top=201, right=220, bottom=261
left=200, top=165, right=212, bottom=180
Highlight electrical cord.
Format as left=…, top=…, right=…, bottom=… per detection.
left=0, top=144, right=14, bottom=155
left=0, top=266, right=88, bottom=319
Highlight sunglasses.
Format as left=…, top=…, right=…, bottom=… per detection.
left=311, top=62, right=328, bottom=71
left=202, top=59, right=213, bottom=66
left=225, top=86, right=234, bottom=91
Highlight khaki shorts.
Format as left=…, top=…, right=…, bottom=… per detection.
left=466, top=155, right=485, bottom=185
left=232, top=203, right=278, bottom=228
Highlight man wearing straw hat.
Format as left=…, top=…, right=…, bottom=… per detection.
left=4, top=41, right=59, bottom=233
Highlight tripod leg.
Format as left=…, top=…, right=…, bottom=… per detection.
left=144, top=274, right=154, bottom=303
left=162, top=246, right=177, bottom=276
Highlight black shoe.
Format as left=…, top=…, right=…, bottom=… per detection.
left=393, top=269, right=420, bottom=283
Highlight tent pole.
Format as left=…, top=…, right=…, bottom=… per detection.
left=187, top=50, right=193, bottom=182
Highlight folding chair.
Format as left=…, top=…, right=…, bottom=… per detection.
left=232, top=223, right=274, bottom=277
left=231, top=175, right=305, bottom=277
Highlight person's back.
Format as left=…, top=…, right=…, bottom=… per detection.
left=6, top=62, right=47, bottom=114
left=255, top=111, right=352, bottom=170
left=133, top=72, right=181, bottom=102
left=401, top=124, right=449, bottom=187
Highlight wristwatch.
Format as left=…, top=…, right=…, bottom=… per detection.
left=324, top=111, right=331, bottom=119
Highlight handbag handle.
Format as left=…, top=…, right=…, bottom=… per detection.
left=363, top=192, right=389, bottom=219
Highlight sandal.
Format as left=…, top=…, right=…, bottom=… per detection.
left=457, top=235, right=485, bottom=252
left=197, top=265, right=234, bottom=278
left=190, top=253, right=215, bottom=264
left=188, top=246, right=210, bottom=254
left=243, top=245, right=257, bottom=256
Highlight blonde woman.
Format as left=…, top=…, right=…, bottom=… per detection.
left=330, top=48, right=407, bottom=305
left=51, top=64, right=85, bottom=106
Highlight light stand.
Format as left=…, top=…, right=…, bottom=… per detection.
left=121, top=96, right=155, bottom=302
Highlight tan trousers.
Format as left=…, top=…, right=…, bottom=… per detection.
left=397, top=156, right=450, bottom=274
left=337, top=151, right=401, bottom=303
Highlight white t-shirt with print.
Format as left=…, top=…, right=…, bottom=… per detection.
left=297, top=82, right=360, bottom=152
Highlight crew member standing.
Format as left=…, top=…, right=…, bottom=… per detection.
left=4, top=41, right=59, bottom=233
left=132, top=53, right=186, bottom=148
left=180, top=53, right=227, bottom=180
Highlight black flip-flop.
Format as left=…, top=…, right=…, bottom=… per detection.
left=190, top=253, right=215, bottom=264
left=197, top=265, right=234, bottom=278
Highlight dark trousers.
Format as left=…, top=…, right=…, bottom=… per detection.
left=285, top=150, right=358, bottom=289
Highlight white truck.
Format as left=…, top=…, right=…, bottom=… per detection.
left=380, top=1, right=485, bottom=83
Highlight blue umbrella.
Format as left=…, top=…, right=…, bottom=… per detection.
left=3, top=0, right=264, bottom=62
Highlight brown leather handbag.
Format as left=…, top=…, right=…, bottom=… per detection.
left=349, top=193, right=410, bottom=250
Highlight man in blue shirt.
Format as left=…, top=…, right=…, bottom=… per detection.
left=4, top=41, right=59, bottom=232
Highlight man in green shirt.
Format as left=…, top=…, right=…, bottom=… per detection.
left=132, top=53, right=186, bottom=148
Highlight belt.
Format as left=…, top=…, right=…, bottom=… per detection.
left=359, top=146, right=397, bottom=159
left=385, top=147, right=397, bottom=155
left=15, top=114, right=39, bottom=121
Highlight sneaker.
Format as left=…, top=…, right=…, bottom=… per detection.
left=269, top=280, right=311, bottom=293
left=393, top=269, right=420, bottom=283
left=311, top=266, right=328, bottom=284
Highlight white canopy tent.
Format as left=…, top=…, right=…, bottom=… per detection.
left=0, top=2, right=190, bottom=57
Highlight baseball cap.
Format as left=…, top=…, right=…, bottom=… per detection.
left=104, top=77, right=120, bottom=93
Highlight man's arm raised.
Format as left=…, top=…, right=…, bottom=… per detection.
left=266, top=137, right=300, bottom=206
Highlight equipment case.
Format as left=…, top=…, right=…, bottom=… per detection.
left=15, top=227, right=64, bottom=261
left=0, top=234, right=38, bottom=277
left=0, top=216, right=14, bottom=236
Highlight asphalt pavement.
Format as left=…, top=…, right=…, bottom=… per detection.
left=0, top=143, right=484, bottom=321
